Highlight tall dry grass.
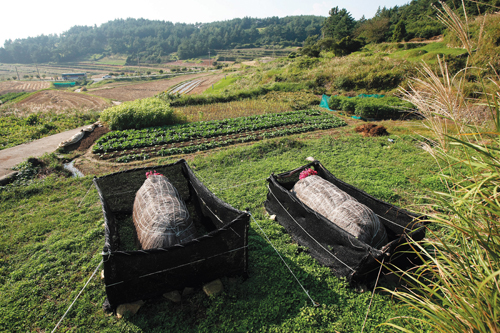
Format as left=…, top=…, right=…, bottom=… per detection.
left=172, top=99, right=292, bottom=122
left=384, top=1, right=500, bottom=332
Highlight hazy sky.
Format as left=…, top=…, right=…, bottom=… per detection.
left=1, top=0, right=411, bottom=46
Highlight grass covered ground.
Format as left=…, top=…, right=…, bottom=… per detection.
left=0, top=125, right=440, bottom=332
left=0, top=110, right=100, bottom=150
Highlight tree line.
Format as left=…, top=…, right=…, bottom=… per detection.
left=0, top=0, right=497, bottom=64
left=0, top=16, right=323, bottom=64
left=300, top=0, right=499, bottom=57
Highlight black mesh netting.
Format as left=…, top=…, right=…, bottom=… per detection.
left=264, top=160, right=426, bottom=283
left=94, top=159, right=249, bottom=309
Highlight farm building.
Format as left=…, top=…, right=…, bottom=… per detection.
left=61, top=73, right=87, bottom=81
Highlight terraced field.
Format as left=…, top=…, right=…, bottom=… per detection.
left=0, top=81, right=51, bottom=95
left=88, top=73, right=214, bottom=101
left=15, top=90, right=110, bottom=111
left=92, top=109, right=346, bottom=162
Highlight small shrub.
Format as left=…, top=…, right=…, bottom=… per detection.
left=25, top=114, right=39, bottom=126
left=328, top=96, right=343, bottom=110
left=100, top=97, right=185, bottom=130
left=406, top=49, right=428, bottom=57
left=333, top=76, right=355, bottom=91
left=340, top=97, right=357, bottom=112
left=329, top=96, right=413, bottom=119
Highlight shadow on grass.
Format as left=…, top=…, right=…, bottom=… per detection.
left=123, top=222, right=414, bottom=333
left=123, top=225, right=343, bottom=332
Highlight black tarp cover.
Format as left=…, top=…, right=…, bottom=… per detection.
left=94, top=159, right=250, bottom=308
left=264, top=160, right=426, bottom=283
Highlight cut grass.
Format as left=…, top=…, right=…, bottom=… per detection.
left=0, top=131, right=439, bottom=332
left=203, top=76, right=238, bottom=94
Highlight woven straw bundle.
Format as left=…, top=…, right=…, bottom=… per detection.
left=292, top=175, right=388, bottom=249
left=133, top=174, right=196, bottom=249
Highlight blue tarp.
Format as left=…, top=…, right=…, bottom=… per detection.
left=319, top=93, right=386, bottom=112
left=358, top=93, right=385, bottom=98
left=319, top=94, right=334, bottom=111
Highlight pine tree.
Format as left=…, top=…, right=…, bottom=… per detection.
left=392, top=20, right=407, bottom=42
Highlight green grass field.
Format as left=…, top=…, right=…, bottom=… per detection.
left=387, top=42, right=467, bottom=61
left=203, top=76, right=238, bottom=94
left=0, top=127, right=439, bottom=332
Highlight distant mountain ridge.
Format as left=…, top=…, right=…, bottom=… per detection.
left=0, top=0, right=497, bottom=64
left=0, top=16, right=324, bottom=64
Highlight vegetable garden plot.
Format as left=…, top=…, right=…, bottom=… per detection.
left=264, top=160, right=426, bottom=283
left=93, top=110, right=346, bottom=161
left=94, top=159, right=250, bottom=310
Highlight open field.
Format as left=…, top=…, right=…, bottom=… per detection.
left=0, top=58, right=227, bottom=82
left=0, top=125, right=439, bottom=332
left=215, top=48, right=296, bottom=62
left=14, top=90, right=110, bottom=112
left=88, top=73, right=219, bottom=101
left=0, top=81, right=51, bottom=95
left=167, top=59, right=212, bottom=67
left=173, top=98, right=292, bottom=122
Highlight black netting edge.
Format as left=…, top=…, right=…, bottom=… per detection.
left=93, top=159, right=249, bottom=255
left=264, top=160, right=427, bottom=283
left=94, top=159, right=250, bottom=308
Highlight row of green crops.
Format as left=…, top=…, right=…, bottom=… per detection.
left=113, top=122, right=340, bottom=162
left=0, top=92, right=29, bottom=104
left=328, top=96, right=415, bottom=119
left=93, top=109, right=346, bottom=154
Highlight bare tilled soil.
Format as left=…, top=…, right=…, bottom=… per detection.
left=0, top=81, right=51, bottom=95
left=15, top=90, right=110, bottom=111
left=87, top=73, right=215, bottom=101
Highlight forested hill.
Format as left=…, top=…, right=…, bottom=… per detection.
left=0, top=0, right=498, bottom=64
left=0, top=16, right=324, bottom=64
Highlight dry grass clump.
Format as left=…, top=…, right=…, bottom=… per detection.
left=0, top=104, right=99, bottom=117
left=173, top=99, right=292, bottom=122
left=354, top=123, right=389, bottom=137
left=384, top=2, right=500, bottom=332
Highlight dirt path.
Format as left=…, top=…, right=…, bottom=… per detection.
left=0, top=126, right=87, bottom=177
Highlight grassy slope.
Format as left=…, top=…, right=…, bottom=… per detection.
left=0, top=127, right=441, bottom=332
left=215, top=41, right=469, bottom=96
